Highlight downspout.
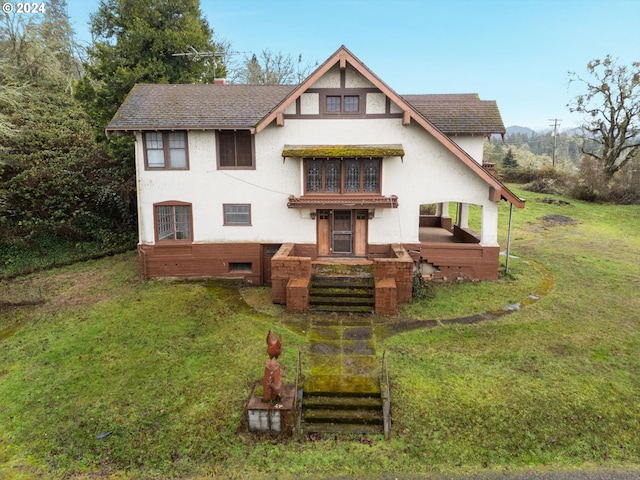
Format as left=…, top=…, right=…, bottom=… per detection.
left=505, top=203, right=514, bottom=275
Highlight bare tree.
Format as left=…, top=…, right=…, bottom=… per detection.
left=568, top=55, right=640, bottom=176
left=231, top=49, right=316, bottom=85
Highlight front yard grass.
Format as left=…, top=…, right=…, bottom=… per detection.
left=1, top=185, right=639, bottom=478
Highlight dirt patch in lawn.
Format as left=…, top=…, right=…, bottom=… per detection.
left=540, top=214, right=578, bottom=225
left=1, top=255, right=139, bottom=316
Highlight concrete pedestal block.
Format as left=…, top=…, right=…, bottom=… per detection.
left=375, top=277, right=397, bottom=316
left=247, top=384, right=296, bottom=435
left=286, top=277, right=309, bottom=313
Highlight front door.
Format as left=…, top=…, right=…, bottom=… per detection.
left=332, top=210, right=353, bottom=255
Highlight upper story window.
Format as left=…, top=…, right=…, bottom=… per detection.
left=304, top=158, right=381, bottom=194
left=144, top=131, right=188, bottom=169
left=325, top=95, right=360, bottom=114
left=155, top=202, right=192, bottom=241
left=217, top=130, right=254, bottom=169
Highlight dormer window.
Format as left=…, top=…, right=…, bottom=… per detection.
left=325, top=95, right=360, bottom=113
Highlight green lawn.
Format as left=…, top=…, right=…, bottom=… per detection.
left=1, top=185, right=639, bottom=479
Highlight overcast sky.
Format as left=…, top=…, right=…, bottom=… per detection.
left=67, top=0, right=640, bottom=131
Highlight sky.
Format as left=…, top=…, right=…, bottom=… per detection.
left=66, top=0, right=640, bottom=131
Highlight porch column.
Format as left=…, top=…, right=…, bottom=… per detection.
left=480, top=203, right=499, bottom=245
left=440, top=202, right=452, bottom=231
left=457, top=203, right=470, bottom=229
left=437, top=202, right=450, bottom=217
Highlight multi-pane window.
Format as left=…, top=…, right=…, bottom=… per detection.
left=326, top=96, right=342, bottom=112
left=304, top=158, right=381, bottom=194
left=217, top=130, right=254, bottom=168
left=144, top=132, right=188, bottom=169
left=343, top=95, right=359, bottom=112
left=155, top=204, right=192, bottom=241
left=325, top=95, right=360, bottom=113
left=223, top=204, right=251, bottom=225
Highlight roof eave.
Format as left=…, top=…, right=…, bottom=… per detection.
left=105, top=125, right=257, bottom=134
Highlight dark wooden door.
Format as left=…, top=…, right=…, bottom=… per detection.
left=317, top=210, right=330, bottom=256
left=262, top=244, right=281, bottom=285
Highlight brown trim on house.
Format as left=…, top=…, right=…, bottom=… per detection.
left=143, top=131, right=190, bottom=170
left=288, top=195, right=398, bottom=209
left=110, top=126, right=257, bottom=133
left=302, top=157, right=382, bottom=195
left=283, top=144, right=404, bottom=157
left=283, top=112, right=403, bottom=120
left=420, top=243, right=500, bottom=281
left=138, top=243, right=263, bottom=283
left=215, top=130, right=256, bottom=170
left=152, top=200, right=194, bottom=244
left=302, top=87, right=385, bottom=119
left=222, top=203, right=252, bottom=226
left=255, top=45, right=525, bottom=210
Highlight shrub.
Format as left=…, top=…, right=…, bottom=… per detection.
left=412, top=272, right=435, bottom=301
left=565, top=156, right=640, bottom=204
left=608, top=160, right=640, bottom=204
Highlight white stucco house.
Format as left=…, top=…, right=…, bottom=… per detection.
left=106, top=45, right=524, bottom=313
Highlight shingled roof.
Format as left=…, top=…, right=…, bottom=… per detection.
left=402, top=94, right=506, bottom=136
left=106, top=85, right=504, bottom=136
left=106, top=83, right=297, bottom=131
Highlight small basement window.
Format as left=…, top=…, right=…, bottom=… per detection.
left=229, top=262, right=252, bottom=272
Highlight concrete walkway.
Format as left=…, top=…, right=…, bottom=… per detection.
left=304, top=314, right=380, bottom=395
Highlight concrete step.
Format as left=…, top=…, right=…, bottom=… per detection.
left=304, top=407, right=383, bottom=425
left=303, top=395, right=383, bottom=409
left=309, top=296, right=374, bottom=306
left=309, top=273, right=375, bottom=314
left=310, top=275, right=374, bottom=288
left=301, top=391, right=384, bottom=435
left=304, top=375, right=381, bottom=396
left=301, top=422, right=383, bottom=435
left=312, top=262, right=374, bottom=278
left=309, top=304, right=374, bottom=314
left=309, top=287, right=373, bottom=298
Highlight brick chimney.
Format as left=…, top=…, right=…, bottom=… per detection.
left=482, top=162, right=496, bottom=176
left=214, top=78, right=226, bottom=85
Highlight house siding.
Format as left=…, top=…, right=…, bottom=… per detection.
left=124, top=46, right=516, bottom=292
left=136, top=116, right=498, bottom=247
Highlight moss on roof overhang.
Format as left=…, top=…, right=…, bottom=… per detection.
left=282, top=144, right=404, bottom=158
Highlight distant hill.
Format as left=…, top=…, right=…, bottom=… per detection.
left=506, top=126, right=537, bottom=136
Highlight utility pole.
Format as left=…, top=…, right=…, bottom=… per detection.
left=548, top=118, right=561, bottom=168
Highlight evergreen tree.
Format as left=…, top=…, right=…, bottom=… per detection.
left=0, top=1, right=135, bottom=248
left=73, top=0, right=227, bottom=235
left=76, top=0, right=225, bottom=134
left=502, top=148, right=518, bottom=168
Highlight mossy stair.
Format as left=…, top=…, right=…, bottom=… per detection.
left=301, top=377, right=384, bottom=435
left=309, top=274, right=375, bottom=314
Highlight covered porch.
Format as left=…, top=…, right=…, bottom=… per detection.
left=417, top=202, right=500, bottom=281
